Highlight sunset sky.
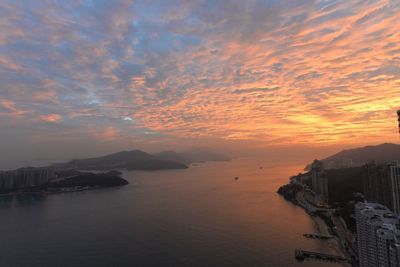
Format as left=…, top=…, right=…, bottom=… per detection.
left=0, top=0, right=399, bottom=167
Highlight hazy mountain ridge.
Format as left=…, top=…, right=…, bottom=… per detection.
left=53, top=150, right=188, bottom=170
left=317, top=143, right=400, bottom=169
left=54, top=149, right=230, bottom=171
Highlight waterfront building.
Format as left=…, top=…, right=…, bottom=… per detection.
left=355, top=202, right=400, bottom=267
left=0, top=167, right=55, bottom=192
left=311, top=160, right=329, bottom=204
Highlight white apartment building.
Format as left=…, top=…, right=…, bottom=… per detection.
left=355, top=202, right=400, bottom=267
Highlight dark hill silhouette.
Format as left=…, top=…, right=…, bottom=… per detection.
left=53, top=150, right=188, bottom=170
left=311, top=143, right=400, bottom=170
left=48, top=173, right=128, bottom=188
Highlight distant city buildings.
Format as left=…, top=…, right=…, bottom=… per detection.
left=0, top=167, right=55, bottom=192
left=356, top=202, right=400, bottom=267
left=310, top=160, right=329, bottom=204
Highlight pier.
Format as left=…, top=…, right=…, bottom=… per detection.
left=295, top=250, right=347, bottom=263
left=303, top=233, right=333, bottom=239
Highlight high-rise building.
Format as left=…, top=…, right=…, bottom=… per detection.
left=390, top=163, right=400, bottom=216
left=0, top=167, right=55, bottom=192
left=363, top=163, right=395, bottom=212
left=355, top=202, right=400, bottom=267
left=362, top=163, right=400, bottom=216
left=311, top=160, right=329, bottom=204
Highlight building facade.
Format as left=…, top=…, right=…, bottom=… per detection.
left=362, top=163, right=400, bottom=216
left=0, top=167, right=55, bottom=192
left=311, top=160, right=329, bottom=204
left=356, top=202, right=400, bottom=267
left=390, top=164, right=400, bottom=216
left=363, top=163, right=395, bottom=212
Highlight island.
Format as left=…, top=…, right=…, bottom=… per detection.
left=0, top=148, right=231, bottom=195
left=48, top=173, right=128, bottom=190
left=53, top=149, right=231, bottom=171
left=53, top=150, right=189, bottom=171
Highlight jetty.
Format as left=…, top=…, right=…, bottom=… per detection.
left=295, top=250, right=347, bottom=263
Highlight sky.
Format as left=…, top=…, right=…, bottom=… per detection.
left=0, top=0, right=399, bottom=168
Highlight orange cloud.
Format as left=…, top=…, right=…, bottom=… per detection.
left=1, top=0, right=399, bottom=150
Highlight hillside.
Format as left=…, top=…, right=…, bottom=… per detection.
left=319, top=143, right=400, bottom=169
left=48, top=173, right=129, bottom=188
left=53, top=150, right=188, bottom=171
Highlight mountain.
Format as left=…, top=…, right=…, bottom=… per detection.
left=153, top=150, right=231, bottom=164
left=53, top=150, right=188, bottom=171
left=316, top=143, right=400, bottom=169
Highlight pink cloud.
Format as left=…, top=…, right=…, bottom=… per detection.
left=39, top=114, right=62, bottom=123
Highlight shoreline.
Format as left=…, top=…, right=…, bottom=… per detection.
left=0, top=185, right=126, bottom=198
left=310, top=214, right=351, bottom=267
left=278, top=184, right=355, bottom=267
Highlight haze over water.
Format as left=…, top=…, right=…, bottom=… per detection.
left=0, top=159, right=339, bottom=267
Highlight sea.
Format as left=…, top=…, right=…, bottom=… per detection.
left=0, top=158, right=341, bottom=267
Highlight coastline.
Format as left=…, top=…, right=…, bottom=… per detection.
left=0, top=185, right=122, bottom=198
left=278, top=184, right=355, bottom=267
left=310, top=214, right=351, bottom=267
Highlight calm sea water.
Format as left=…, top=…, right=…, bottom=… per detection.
left=0, top=158, right=340, bottom=267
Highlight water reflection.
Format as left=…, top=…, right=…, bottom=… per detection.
left=0, top=193, right=47, bottom=207
left=0, top=158, right=341, bottom=267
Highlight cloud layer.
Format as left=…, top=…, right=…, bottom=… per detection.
left=0, top=0, right=399, bottom=164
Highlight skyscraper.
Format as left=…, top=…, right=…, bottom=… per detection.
left=390, top=163, right=400, bottom=216
left=0, top=167, right=55, bottom=192
left=363, top=163, right=400, bottom=216
left=310, top=160, right=329, bottom=204
left=355, top=202, right=400, bottom=267
left=363, top=163, right=395, bottom=212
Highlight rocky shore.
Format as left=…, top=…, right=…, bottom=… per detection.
left=276, top=183, right=302, bottom=203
